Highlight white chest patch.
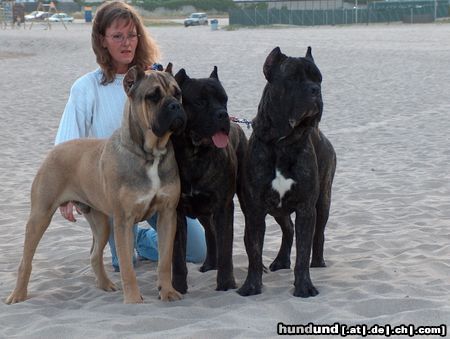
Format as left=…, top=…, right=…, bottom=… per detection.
left=135, top=157, right=161, bottom=205
left=147, top=157, right=161, bottom=190
left=271, top=169, right=295, bottom=207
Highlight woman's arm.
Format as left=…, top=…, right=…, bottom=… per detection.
left=55, top=76, right=94, bottom=145
left=55, top=75, right=95, bottom=221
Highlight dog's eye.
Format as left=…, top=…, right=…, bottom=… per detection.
left=146, top=88, right=161, bottom=102
left=174, top=89, right=182, bottom=100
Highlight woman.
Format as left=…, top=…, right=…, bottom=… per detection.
left=55, top=1, right=206, bottom=271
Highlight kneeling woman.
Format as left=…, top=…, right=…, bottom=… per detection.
left=55, top=1, right=206, bottom=270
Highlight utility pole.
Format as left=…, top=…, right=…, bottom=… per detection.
left=434, top=0, right=437, bottom=21
left=355, top=0, right=358, bottom=24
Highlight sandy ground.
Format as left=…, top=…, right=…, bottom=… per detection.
left=1, top=21, right=450, bottom=338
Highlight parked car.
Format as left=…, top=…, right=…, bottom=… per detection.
left=184, top=12, right=208, bottom=27
left=48, top=13, right=74, bottom=23
left=25, top=11, right=52, bottom=21
left=36, top=12, right=52, bottom=20
left=24, top=11, right=44, bottom=21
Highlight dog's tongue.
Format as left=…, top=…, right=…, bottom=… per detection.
left=212, top=132, right=229, bottom=148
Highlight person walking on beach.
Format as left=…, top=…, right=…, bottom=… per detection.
left=55, top=1, right=206, bottom=271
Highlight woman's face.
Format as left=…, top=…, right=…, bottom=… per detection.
left=102, top=19, right=138, bottom=74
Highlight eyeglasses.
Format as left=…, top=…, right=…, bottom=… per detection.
left=105, top=32, right=140, bottom=43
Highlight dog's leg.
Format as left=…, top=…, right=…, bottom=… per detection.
left=6, top=207, right=55, bottom=304
left=156, top=209, right=182, bottom=301
left=113, top=215, right=143, bottom=304
left=237, top=211, right=266, bottom=296
left=172, top=210, right=188, bottom=294
left=84, top=210, right=117, bottom=291
left=311, top=187, right=332, bottom=268
left=198, top=215, right=217, bottom=273
left=214, top=202, right=237, bottom=291
left=269, top=215, right=294, bottom=271
left=293, top=209, right=319, bottom=297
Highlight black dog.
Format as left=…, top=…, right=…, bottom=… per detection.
left=237, top=47, right=336, bottom=298
left=171, top=67, right=247, bottom=293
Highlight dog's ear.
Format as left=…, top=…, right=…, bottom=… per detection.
left=263, top=47, right=286, bottom=82
left=124, top=66, right=145, bottom=97
left=174, top=68, right=190, bottom=87
left=305, top=46, right=314, bottom=62
left=165, top=62, right=173, bottom=75
left=209, top=66, right=219, bottom=80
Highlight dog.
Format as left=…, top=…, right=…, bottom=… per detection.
left=237, top=47, right=336, bottom=298
left=6, top=65, right=186, bottom=304
left=170, top=67, right=247, bottom=293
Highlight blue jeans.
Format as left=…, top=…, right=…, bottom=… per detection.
left=108, top=215, right=206, bottom=270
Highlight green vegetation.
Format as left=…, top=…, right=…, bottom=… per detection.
left=132, top=0, right=236, bottom=12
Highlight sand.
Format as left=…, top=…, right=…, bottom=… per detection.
left=1, top=21, right=450, bottom=338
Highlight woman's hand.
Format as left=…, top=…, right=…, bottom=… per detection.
left=59, top=201, right=82, bottom=222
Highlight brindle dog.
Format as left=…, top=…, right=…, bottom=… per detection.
left=237, top=47, right=336, bottom=298
left=171, top=67, right=247, bottom=293
left=6, top=66, right=186, bottom=304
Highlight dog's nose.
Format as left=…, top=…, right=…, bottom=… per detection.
left=216, top=110, right=229, bottom=121
left=310, top=84, right=321, bottom=97
left=168, top=101, right=181, bottom=112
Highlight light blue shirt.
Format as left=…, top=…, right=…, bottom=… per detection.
left=55, top=68, right=127, bottom=144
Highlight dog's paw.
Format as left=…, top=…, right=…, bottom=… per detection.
left=97, top=279, right=118, bottom=292
left=310, top=258, right=326, bottom=268
left=5, top=290, right=28, bottom=304
left=159, top=287, right=183, bottom=302
left=293, top=281, right=319, bottom=298
left=199, top=262, right=217, bottom=273
left=236, top=280, right=262, bottom=296
left=216, top=278, right=237, bottom=291
left=269, top=258, right=291, bottom=271
left=123, top=293, right=144, bottom=304
left=172, top=277, right=188, bottom=294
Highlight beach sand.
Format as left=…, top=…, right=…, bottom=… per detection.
left=1, top=21, right=450, bottom=338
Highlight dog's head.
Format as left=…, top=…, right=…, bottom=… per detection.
left=174, top=67, right=230, bottom=149
left=254, top=46, right=323, bottom=141
left=123, top=64, right=186, bottom=155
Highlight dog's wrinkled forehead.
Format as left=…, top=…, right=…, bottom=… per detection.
left=280, top=57, right=322, bottom=83
left=137, top=71, right=180, bottom=97
left=184, top=78, right=227, bottom=102
left=124, top=67, right=181, bottom=101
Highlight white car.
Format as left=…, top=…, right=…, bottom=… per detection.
left=48, top=13, right=74, bottom=23
left=24, top=11, right=45, bottom=21
left=184, top=12, right=208, bottom=27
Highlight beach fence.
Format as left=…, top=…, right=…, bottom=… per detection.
left=229, top=0, right=449, bottom=26
left=1, top=0, right=25, bottom=28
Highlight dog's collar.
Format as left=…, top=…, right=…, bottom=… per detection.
left=150, top=63, right=163, bottom=71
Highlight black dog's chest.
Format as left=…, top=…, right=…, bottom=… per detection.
left=177, top=147, right=234, bottom=217
left=268, top=164, right=316, bottom=212
left=249, top=139, right=319, bottom=213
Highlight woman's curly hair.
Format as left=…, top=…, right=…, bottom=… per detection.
left=91, top=1, right=160, bottom=85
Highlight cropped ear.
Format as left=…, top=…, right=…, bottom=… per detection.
left=124, top=66, right=145, bottom=97
left=209, top=66, right=219, bottom=80
left=165, top=62, right=173, bottom=75
left=174, top=68, right=190, bottom=87
left=263, top=47, right=287, bottom=83
left=305, top=46, right=314, bottom=61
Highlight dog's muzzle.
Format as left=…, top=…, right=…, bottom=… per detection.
left=153, top=99, right=187, bottom=137
left=167, top=101, right=187, bottom=134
